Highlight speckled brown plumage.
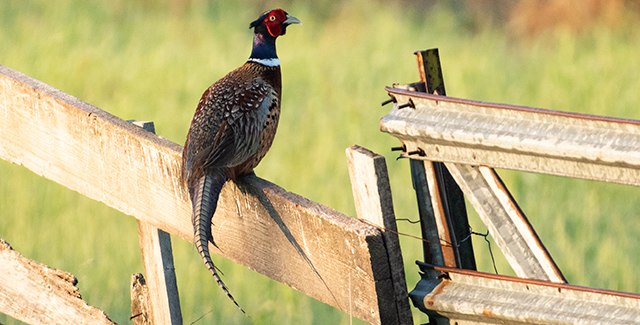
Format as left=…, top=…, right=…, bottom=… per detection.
left=183, top=62, right=281, bottom=185
left=181, top=9, right=299, bottom=314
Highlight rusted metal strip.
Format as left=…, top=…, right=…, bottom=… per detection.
left=411, top=160, right=457, bottom=268
left=386, top=87, right=640, bottom=126
left=432, top=161, right=476, bottom=270
left=409, top=160, right=444, bottom=273
left=414, top=263, right=640, bottom=324
left=381, top=87, right=640, bottom=186
left=415, top=49, right=446, bottom=96
left=444, top=164, right=566, bottom=282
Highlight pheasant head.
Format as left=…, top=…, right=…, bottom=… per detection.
left=248, top=9, right=301, bottom=66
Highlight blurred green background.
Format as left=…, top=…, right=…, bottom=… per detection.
left=2, top=0, right=640, bottom=324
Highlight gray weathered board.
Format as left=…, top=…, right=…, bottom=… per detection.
left=0, top=65, right=397, bottom=325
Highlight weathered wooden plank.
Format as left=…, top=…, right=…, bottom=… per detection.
left=381, top=87, right=640, bottom=186
left=136, top=221, right=182, bottom=325
left=0, top=238, right=116, bottom=325
left=413, top=264, right=640, bottom=324
left=346, top=145, right=413, bottom=325
left=0, top=65, right=392, bottom=324
left=0, top=65, right=188, bottom=238
left=215, top=178, right=393, bottom=325
left=444, top=164, right=566, bottom=282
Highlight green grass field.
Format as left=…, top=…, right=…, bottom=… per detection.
left=2, top=0, right=640, bottom=324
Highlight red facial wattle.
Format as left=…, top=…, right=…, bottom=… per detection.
left=265, top=9, right=287, bottom=37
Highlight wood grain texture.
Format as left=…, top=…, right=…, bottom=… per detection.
left=0, top=65, right=393, bottom=324
left=346, top=145, right=413, bottom=325
left=0, top=239, right=116, bottom=325
left=213, top=178, right=393, bottom=324
left=346, top=146, right=388, bottom=227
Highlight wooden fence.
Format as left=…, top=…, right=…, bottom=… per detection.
left=0, top=65, right=411, bottom=325
left=3, top=46, right=640, bottom=325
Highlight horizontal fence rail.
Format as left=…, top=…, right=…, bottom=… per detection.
left=0, top=65, right=400, bottom=325
left=381, top=86, right=640, bottom=186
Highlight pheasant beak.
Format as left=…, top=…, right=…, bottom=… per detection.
left=283, top=14, right=301, bottom=26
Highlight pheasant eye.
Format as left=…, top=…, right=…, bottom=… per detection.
left=269, top=15, right=276, bottom=22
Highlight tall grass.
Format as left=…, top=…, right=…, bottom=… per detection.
left=1, top=0, right=640, bottom=324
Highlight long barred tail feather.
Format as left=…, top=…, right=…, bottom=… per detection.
left=192, top=171, right=247, bottom=315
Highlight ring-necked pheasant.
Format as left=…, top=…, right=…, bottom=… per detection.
left=182, top=9, right=300, bottom=313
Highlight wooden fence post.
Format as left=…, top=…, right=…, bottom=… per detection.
left=129, top=121, right=182, bottom=325
left=346, top=145, right=413, bottom=325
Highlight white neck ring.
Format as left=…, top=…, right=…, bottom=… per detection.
left=247, top=58, right=280, bottom=67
